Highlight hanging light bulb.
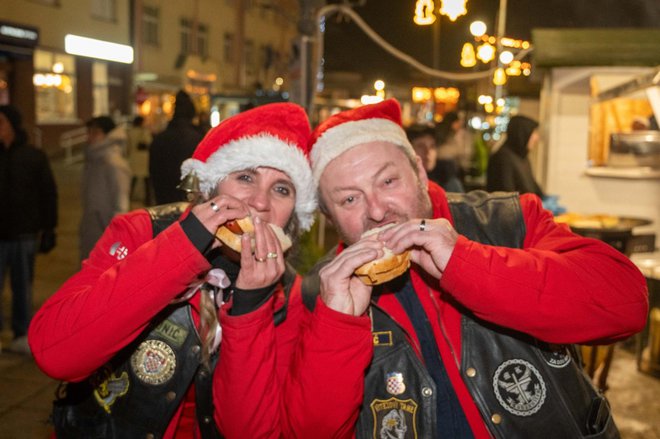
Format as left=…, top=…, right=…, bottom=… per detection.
left=439, top=0, right=468, bottom=21
left=493, top=67, right=507, bottom=86
left=414, top=0, right=436, bottom=25
left=460, top=42, right=476, bottom=67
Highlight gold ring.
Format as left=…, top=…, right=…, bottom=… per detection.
left=266, top=252, right=278, bottom=259
left=254, top=256, right=266, bottom=262
left=419, top=219, right=426, bottom=232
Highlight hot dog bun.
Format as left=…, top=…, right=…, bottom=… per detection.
left=215, top=216, right=292, bottom=253
left=354, top=224, right=411, bottom=286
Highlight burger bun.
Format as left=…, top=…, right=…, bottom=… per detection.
left=354, top=224, right=411, bottom=286
left=215, top=217, right=292, bottom=253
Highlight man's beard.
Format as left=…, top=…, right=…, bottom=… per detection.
left=336, top=179, right=433, bottom=245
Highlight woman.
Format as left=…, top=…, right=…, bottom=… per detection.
left=28, top=103, right=316, bottom=438
left=486, top=115, right=544, bottom=197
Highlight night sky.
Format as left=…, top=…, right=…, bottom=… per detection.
left=322, top=0, right=660, bottom=85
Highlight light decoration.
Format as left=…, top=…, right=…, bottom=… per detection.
left=411, top=87, right=459, bottom=104
left=439, top=0, right=468, bottom=22
left=460, top=43, right=476, bottom=67
left=493, top=67, right=507, bottom=85
left=469, top=21, right=487, bottom=37
left=476, top=42, right=496, bottom=63
left=499, top=50, right=514, bottom=65
left=414, top=0, right=437, bottom=25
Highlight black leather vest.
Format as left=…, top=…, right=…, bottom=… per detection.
left=305, top=191, right=619, bottom=439
left=51, top=203, right=220, bottom=439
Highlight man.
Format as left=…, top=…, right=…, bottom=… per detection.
left=28, top=103, right=316, bottom=438
left=79, top=116, right=131, bottom=262
left=284, top=99, right=646, bottom=438
left=150, top=90, right=204, bottom=204
left=0, top=105, right=57, bottom=354
left=406, top=123, right=464, bottom=192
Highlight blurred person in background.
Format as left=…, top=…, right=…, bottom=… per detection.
left=150, top=90, right=204, bottom=204
left=406, top=123, right=464, bottom=192
left=0, top=105, right=57, bottom=355
left=28, top=103, right=316, bottom=439
left=127, top=115, right=153, bottom=204
left=437, top=111, right=470, bottom=183
left=487, top=115, right=544, bottom=198
left=79, top=116, right=131, bottom=263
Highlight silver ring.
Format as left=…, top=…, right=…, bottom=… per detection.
left=210, top=201, right=220, bottom=212
left=419, top=219, right=426, bottom=232
left=254, top=256, right=266, bottom=262
left=266, top=252, right=278, bottom=259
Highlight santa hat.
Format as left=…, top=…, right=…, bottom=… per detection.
left=309, top=98, right=415, bottom=184
left=180, top=102, right=316, bottom=231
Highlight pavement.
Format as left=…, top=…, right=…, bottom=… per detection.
left=1, top=158, right=659, bottom=438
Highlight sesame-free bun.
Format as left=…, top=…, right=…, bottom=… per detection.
left=215, top=217, right=292, bottom=253
left=354, top=224, right=411, bottom=286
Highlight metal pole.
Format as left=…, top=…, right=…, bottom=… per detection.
left=495, top=0, right=507, bottom=101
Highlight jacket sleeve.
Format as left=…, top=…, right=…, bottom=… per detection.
left=440, top=193, right=648, bottom=344
left=280, top=298, right=373, bottom=439
left=213, top=282, right=304, bottom=439
left=28, top=210, right=210, bottom=381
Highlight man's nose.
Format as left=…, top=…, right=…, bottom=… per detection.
left=366, top=193, right=387, bottom=222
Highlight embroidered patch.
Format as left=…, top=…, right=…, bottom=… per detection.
left=93, top=371, right=129, bottom=414
left=373, top=331, right=393, bottom=346
left=154, top=319, right=189, bottom=348
left=539, top=343, right=571, bottom=368
left=131, top=340, right=177, bottom=385
left=493, top=359, right=546, bottom=416
left=370, top=397, right=418, bottom=439
left=386, top=372, right=406, bottom=395
left=109, top=241, right=129, bottom=260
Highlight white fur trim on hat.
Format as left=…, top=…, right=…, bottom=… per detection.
left=311, top=118, right=415, bottom=184
left=181, top=134, right=316, bottom=231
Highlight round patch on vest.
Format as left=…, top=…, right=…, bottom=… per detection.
left=131, top=340, right=177, bottom=385
left=493, top=359, right=546, bottom=416
left=539, top=343, right=572, bottom=368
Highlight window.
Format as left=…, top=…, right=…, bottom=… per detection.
left=33, top=49, right=77, bottom=124
left=180, top=18, right=193, bottom=55
left=244, top=40, right=254, bottom=77
left=142, top=5, right=160, bottom=46
left=91, top=0, right=116, bottom=21
left=197, top=23, right=209, bottom=58
left=92, top=62, right=109, bottom=116
left=224, top=33, right=234, bottom=63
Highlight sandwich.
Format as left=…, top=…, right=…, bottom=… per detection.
left=354, top=224, right=411, bottom=286
left=215, top=216, right=292, bottom=253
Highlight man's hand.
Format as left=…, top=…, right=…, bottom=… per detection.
left=318, top=238, right=383, bottom=316
left=378, top=218, right=458, bottom=280
left=39, top=229, right=57, bottom=254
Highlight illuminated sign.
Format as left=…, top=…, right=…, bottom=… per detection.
left=0, top=22, right=39, bottom=47
left=65, top=34, right=134, bottom=64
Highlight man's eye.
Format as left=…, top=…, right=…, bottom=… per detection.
left=341, top=196, right=355, bottom=206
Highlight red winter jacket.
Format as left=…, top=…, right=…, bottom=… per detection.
left=214, top=183, right=648, bottom=438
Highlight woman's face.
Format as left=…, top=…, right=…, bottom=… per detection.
left=216, top=166, right=296, bottom=229
left=527, top=129, right=540, bottom=151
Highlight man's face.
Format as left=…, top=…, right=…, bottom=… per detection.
left=0, top=113, right=15, bottom=147
left=216, top=166, right=296, bottom=229
left=410, top=134, right=437, bottom=172
left=319, top=141, right=432, bottom=245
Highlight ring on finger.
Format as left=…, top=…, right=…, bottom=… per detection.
left=254, top=255, right=266, bottom=262
left=419, top=219, right=426, bottom=232
left=266, top=252, right=278, bottom=260
left=210, top=201, right=220, bottom=213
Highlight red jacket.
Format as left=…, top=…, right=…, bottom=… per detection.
left=214, top=183, right=648, bottom=438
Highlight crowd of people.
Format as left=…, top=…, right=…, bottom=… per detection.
left=0, top=94, right=649, bottom=438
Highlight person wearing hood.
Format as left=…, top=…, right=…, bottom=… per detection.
left=79, top=115, right=131, bottom=262
left=486, top=115, right=544, bottom=197
left=0, top=105, right=58, bottom=354
left=149, top=90, right=204, bottom=204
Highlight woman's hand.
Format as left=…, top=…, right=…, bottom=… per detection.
left=236, top=216, right=286, bottom=290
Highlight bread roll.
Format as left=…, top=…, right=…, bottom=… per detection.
left=354, top=224, right=411, bottom=286
left=215, top=217, right=292, bottom=253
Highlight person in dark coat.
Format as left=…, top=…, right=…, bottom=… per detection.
left=149, top=90, right=204, bottom=204
left=0, top=105, right=57, bottom=354
left=486, top=115, right=544, bottom=197
left=406, top=124, right=464, bottom=192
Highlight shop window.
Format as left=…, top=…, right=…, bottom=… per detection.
left=91, top=0, right=116, bottom=21
left=224, top=33, right=235, bottom=63
left=33, top=49, right=77, bottom=124
left=92, top=62, right=109, bottom=116
left=142, top=5, right=160, bottom=47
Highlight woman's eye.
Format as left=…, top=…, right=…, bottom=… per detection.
left=275, top=186, right=291, bottom=196
left=237, top=174, right=253, bottom=182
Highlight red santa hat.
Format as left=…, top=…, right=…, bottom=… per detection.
left=309, top=98, right=415, bottom=184
left=181, top=102, right=316, bottom=231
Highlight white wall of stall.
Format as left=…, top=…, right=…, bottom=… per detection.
left=541, top=66, right=660, bottom=239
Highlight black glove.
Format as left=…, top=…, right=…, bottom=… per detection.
left=39, top=229, right=57, bottom=254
